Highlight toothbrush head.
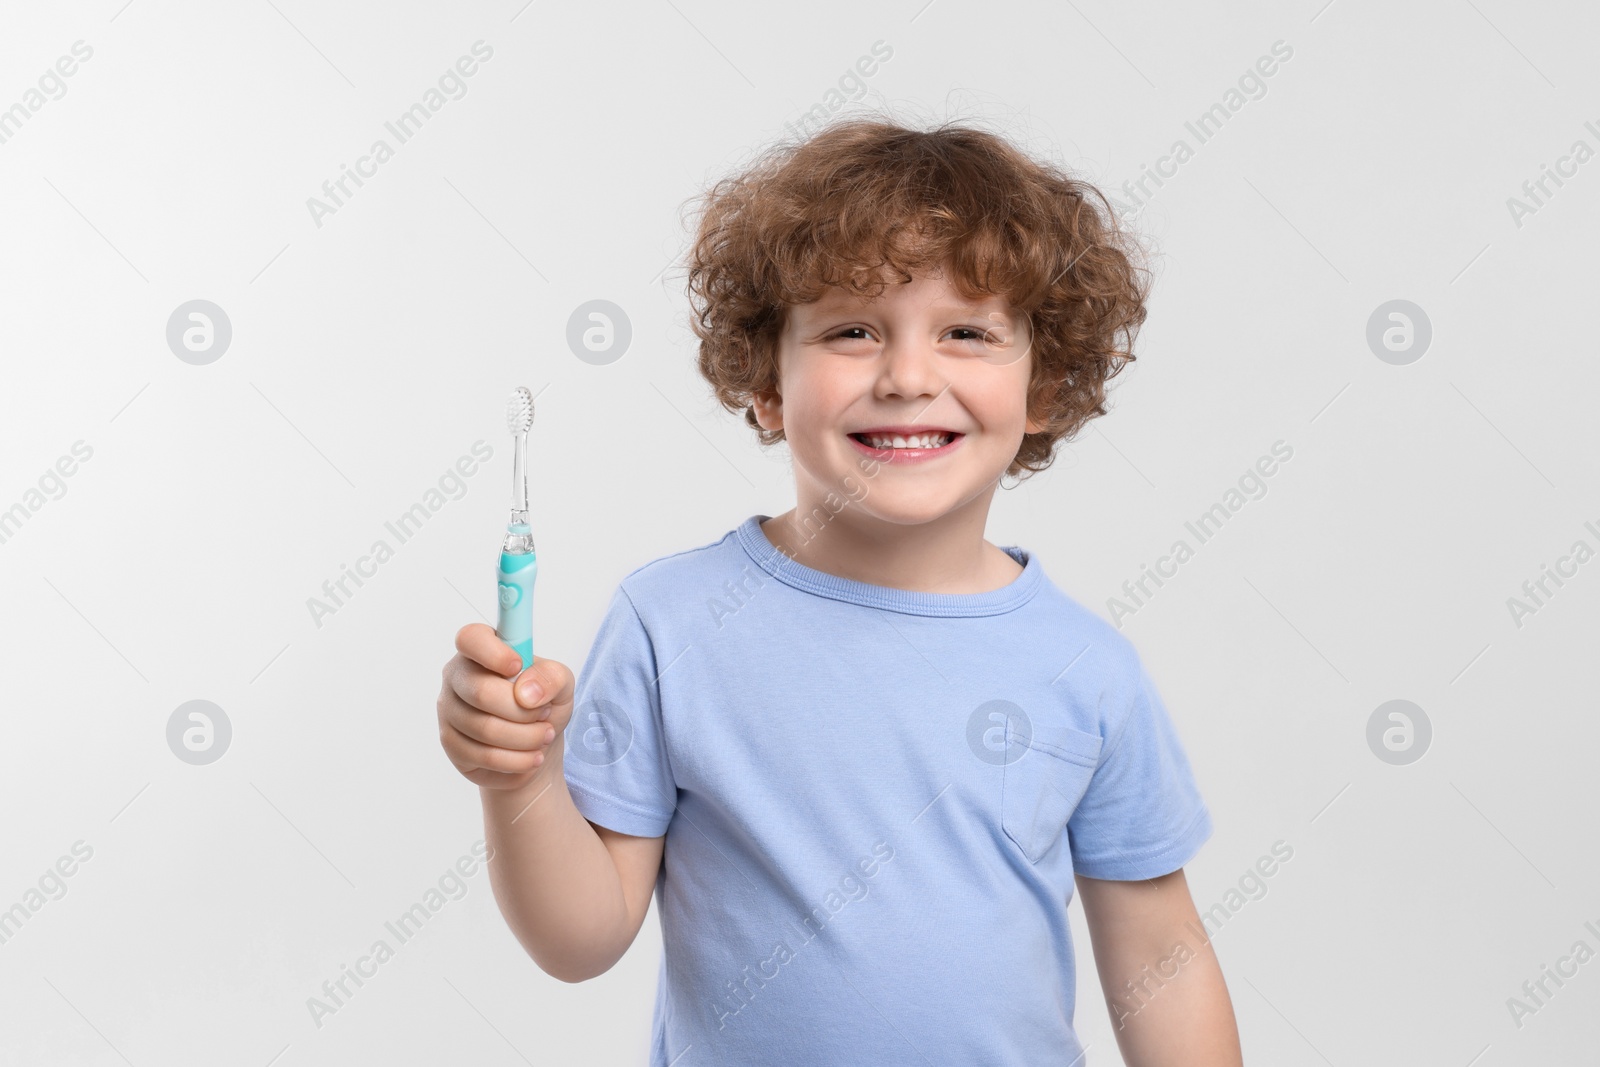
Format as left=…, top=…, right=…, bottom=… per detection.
left=506, top=386, right=534, bottom=436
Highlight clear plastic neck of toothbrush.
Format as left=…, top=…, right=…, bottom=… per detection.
left=503, top=435, right=534, bottom=554
left=502, top=521, right=534, bottom=554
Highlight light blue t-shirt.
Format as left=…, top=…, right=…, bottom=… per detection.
left=563, top=514, right=1213, bottom=1066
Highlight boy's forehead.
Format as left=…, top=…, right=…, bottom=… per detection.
left=799, top=283, right=1012, bottom=316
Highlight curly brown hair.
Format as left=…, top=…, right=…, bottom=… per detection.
left=682, top=113, right=1153, bottom=481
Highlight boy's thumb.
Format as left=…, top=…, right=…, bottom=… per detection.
left=513, top=666, right=545, bottom=707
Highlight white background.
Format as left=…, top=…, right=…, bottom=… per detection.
left=1, top=0, right=1597, bottom=1063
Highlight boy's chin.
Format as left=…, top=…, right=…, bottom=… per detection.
left=846, top=491, right=977, bottom=528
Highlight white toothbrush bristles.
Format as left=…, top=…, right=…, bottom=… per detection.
left=506, top=386, right=534, bottom=435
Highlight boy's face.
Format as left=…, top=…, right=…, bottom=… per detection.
left=753, top=266, right=1042, bottom=526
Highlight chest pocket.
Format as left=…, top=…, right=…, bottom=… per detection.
left=1002, top=722, right=1103, bottom=863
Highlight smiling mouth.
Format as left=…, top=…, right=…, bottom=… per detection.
left=848, top=431, right=959, bottom=450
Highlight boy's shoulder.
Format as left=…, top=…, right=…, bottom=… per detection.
left=1028, top=571, right=1151, bottom=713
left=611, top=520, right=746, bottom=605
left=1019, top=547, right=1143, bottom=668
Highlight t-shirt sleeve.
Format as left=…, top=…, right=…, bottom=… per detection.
left=560, top=585, right=677, bottom=838
left=1067, top=655, right=1213, bottom=880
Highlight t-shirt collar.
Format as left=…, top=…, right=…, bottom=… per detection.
left=734, top=514, right=1043, bottom=618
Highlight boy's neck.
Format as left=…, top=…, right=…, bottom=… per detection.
left=759, top=497, right=1021, bottom=596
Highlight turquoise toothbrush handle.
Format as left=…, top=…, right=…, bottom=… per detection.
left=496, top=549, right=537, bottom=669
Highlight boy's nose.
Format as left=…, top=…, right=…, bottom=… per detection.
left=875, top=340, right=947, bottom=399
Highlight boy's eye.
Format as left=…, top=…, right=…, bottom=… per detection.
left=828, top=326, right=997, bottom=343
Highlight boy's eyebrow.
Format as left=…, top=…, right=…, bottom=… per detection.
left=801, top=297, right=1011, bottom=317
left=932, top=300, right=1012, bottom=316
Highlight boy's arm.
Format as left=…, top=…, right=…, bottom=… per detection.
left=1076, top=868, right=1243, bottom=1066
left=480, top=732, right=665, bottom=983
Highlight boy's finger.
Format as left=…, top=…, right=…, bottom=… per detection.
left=448, top=703, right=554, bottom=752
left=447, top=725, right=546, bottom=776
left=514, top=657, right=574, bottom=711
left=447, top=661, right=543, bottom=723
left=456, top=622, right=524, bottom=678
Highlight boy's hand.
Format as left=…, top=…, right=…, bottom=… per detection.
left=438, top=623, right=574, bottom=791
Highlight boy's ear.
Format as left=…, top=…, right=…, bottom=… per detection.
left=751, top=388, right=782, bottom=431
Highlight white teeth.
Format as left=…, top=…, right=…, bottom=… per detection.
left=860, top=432, right=952, bottom=449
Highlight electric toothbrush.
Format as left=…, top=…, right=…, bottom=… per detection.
left=496, top=387, right=537, bottom=670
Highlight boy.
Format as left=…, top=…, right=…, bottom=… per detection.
left=438, top=116, right=1243, bottom=1065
